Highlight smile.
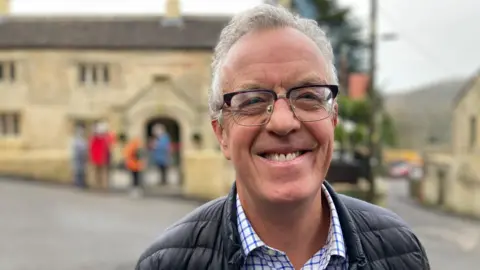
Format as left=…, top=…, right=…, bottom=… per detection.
left=259, top=151, right=310, bottom=162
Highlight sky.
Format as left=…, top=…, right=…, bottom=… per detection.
left=8, top=0, right=480, bottom=93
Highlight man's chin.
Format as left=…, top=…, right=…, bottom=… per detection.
left=260, top=180, right=317, bottom=204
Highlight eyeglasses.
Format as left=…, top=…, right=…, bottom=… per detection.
left=221, top=84, right=338, bottom=126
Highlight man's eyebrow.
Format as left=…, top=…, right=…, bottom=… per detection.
left=234, top=76, right=328, bottom=90
left=236, top=82, right=269, bottom=90
left=294, top=75, right=328, bottom=86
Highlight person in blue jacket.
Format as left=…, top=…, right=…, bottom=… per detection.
left=152, top=124, right=171, bottom=185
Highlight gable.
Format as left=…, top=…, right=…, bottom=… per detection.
left=455, top=75, right=480, bottom=114
left=453, top=69, right=480, bottom=110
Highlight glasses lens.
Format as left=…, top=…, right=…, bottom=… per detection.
left=290, top=86, right=334, bottom=121
left=229, top=91, right=274, bottom=126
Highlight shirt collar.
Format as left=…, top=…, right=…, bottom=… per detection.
left=236, top=184, right=347, bottom=259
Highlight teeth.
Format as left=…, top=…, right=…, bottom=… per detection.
left=265, top=151, right=301, bottom=162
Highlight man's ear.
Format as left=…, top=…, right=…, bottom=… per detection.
left=212, top=119, right=231, bottom=160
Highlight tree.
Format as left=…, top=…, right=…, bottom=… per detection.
left=349, top=98, right=371, bottom=125
left=350, top=124, right=367, bottom=148
left=334, top=124, right=346, bottom=143
left=337, top=92, right=397, bottom=150
left=296, top=0, right=366, bottom=73
left=337, top=95, right=353, bottom=120
left=380, top=112, right=397, bottom=147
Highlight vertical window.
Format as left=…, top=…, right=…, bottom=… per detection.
left=12, top=114, right=20, bottom=135
left=103, top=65, right=109, bottom=83
left=79, top=64, right=87, bottom=83
left=0, top=114, right=6, bottom=135
left=9, top=62, right=15, bottom=81
left=470, top=116, right=477, bottom=150
left=0, top=113, right=21, bottom=137
left=0, top=61, right=16, bottom=82
left=91, top=66, right=98, bottom=83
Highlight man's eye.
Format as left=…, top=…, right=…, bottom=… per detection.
left=246, top=97, right=264, bottom=104
left=297, top=93, right=320, bottom=100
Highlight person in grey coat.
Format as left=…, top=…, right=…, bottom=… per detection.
left=71, top=126, right=88, bottom=189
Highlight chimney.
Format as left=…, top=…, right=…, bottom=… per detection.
left=162, top=0, right=182, bottom=27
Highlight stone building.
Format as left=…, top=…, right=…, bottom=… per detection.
left=0, top=0, right=238, bottom=199
left=422, top=68, right=480, bottom=217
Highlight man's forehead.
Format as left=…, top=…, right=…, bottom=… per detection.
left=219, top=27, right=327, bottom=91
left=224, top=27, right=321, bottom=66
left=226, top=71, right=328, bottom=91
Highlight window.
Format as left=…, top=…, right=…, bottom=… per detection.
left=0, top=113, right=21, bottom=137
left=0, top=61, right=16, bottom=82
left=9, top=62, right=15, bottom=81
left=102, top=65, right=109, bottom=83
left=79, top=64, right=87, bottom=83
left=469, top=116, right=477, bottom=149
left=77, top=63, right=110, bottom=85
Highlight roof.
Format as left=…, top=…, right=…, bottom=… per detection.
left=0, top=15, right=230, bottom=50
left=453, top=68, right=480, bottom=108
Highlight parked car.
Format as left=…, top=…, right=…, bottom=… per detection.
left=327, top=150, right=363, bottom=184
left=388, top=161, right=411, bottom=179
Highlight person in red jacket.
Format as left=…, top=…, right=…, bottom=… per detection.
left=89, top=122, right=110, bottom=190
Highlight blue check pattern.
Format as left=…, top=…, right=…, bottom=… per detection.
left=236, top=185, right=347, bottom=270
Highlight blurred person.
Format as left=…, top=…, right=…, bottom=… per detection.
left=71, top=125, right=87, bottom=189
left=104, top=122, right=117, bottom=167
left=152, top=124, right=171, bottom=186
left=136, top=4, right=429, bottom=270
left=89, top=122, right=110, bottom=190
left=122, top=135, right=145, bottom=198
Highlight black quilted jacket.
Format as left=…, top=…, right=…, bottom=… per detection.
left=136, top=182, right=430, bottom=270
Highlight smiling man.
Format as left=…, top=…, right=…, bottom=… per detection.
left=136, top=4, right=429, bottom=270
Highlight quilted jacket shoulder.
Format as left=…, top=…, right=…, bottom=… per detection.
left=338, top=194, right=429, bottom=269
left=136, top=196, right=229, bottom=270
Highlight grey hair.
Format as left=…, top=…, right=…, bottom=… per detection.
left=208, top=4, right=338, bottom=120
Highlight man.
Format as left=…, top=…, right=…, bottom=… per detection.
left=136, top=4, right=429, bottom=270
left=152, top=124, right=171, bottom=185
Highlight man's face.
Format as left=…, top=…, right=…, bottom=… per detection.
left=212, top=27, right=338, bottom=204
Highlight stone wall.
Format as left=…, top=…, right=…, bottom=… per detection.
left=182, top=149, right=234, bottom=200
left=422, top=153, right=480, bottom=218
left=0, top=150, right=71, bottom=183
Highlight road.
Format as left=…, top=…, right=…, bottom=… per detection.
left=1, top=178, right=479, bottom=270
left=387, top=179, right=480, bottom=270
left=0, top=179, right=201, bottom=270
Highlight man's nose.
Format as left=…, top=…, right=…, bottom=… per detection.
left=265, top=99, right=301, bottom=136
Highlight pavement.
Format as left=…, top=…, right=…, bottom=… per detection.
left=387, top=179, right=480, bottom=270
left=1, top=177, right=479, bottom=270
left=0, top=178, right=201, bottom=270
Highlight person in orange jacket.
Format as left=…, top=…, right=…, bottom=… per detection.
left=123, top=135, right=145, bottom=198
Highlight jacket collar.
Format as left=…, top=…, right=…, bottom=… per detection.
left=222, top=183, right=245, bottom=269
left=324, top=181, right=367, bottom=268
left=221, top=182, right=367, bottom=269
